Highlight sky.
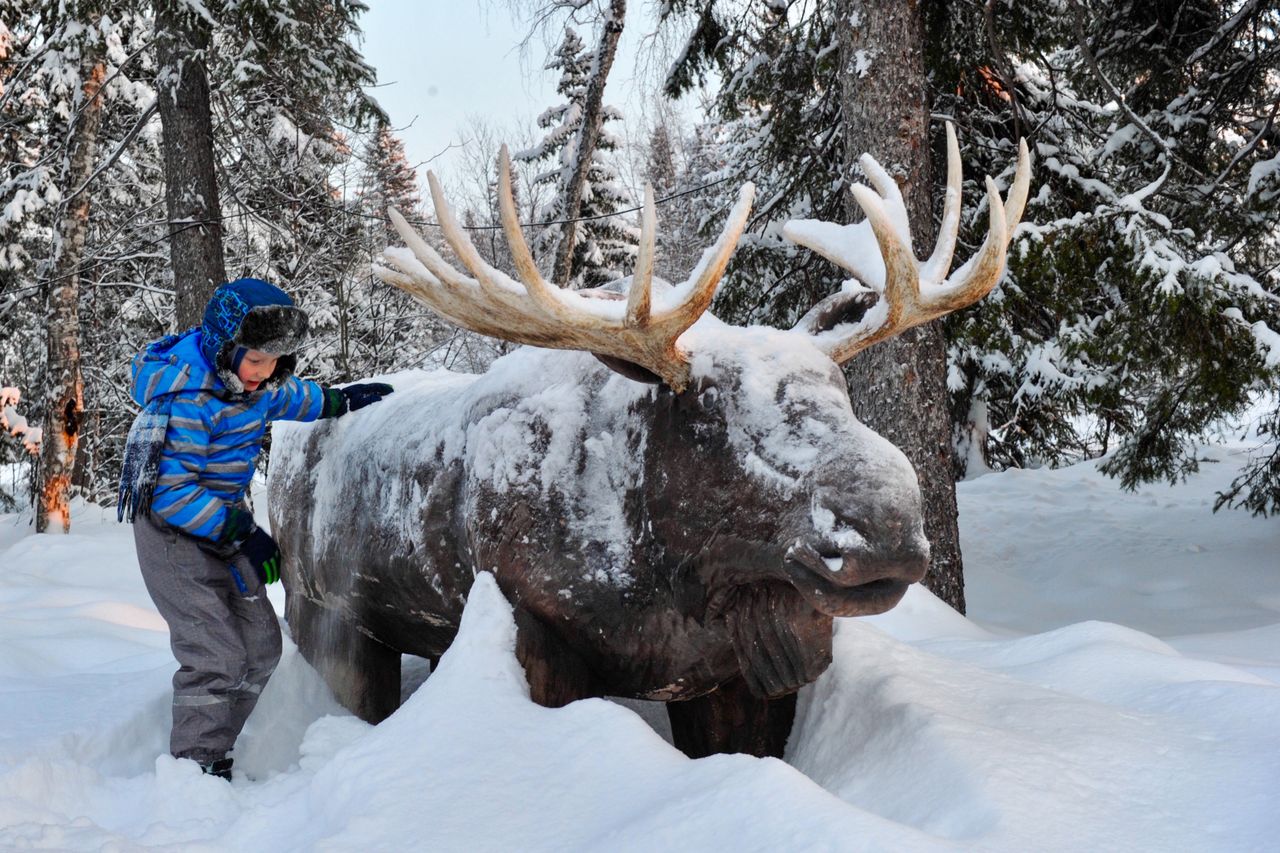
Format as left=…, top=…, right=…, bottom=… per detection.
left=357, top=1, right=677, bottom=186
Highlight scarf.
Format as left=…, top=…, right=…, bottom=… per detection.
left=116, top=394, right=176, bottom=523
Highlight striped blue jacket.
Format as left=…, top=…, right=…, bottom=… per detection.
left=130, top=328, right=326, bottom=541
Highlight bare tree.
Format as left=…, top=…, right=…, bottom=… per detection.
left=39, top=33, right=106, bottom=533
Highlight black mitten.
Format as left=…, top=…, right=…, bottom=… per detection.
left=321, top=382, right=394, bottom=418
left=240, top=527, right=282, bottom=585
left=220, top=506, right=282, bottom=585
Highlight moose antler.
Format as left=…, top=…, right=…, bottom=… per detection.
left=787, top=123, right=1032, bottom=363
left=374, top=146, right=754, bottom=392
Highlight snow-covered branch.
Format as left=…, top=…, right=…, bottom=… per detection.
left=0, top=388, right=41, bottom=455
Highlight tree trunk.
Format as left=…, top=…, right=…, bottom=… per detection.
left=551, top=0, right=626, bottom=287
left=836, top=0, right=966, bottom=612
left=155, top=0, right=226, bottom=329
left=38, top=57, right=106, bottom=533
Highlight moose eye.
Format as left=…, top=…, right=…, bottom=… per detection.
left=699, top=387, right=721, bottom=412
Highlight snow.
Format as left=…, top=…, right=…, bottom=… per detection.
left=1, top=438, right=1278, bottom=849
left=810, top=501, right=868, bottom=553
left=274, top=355, right=657, bottom=587
left=1250, top=320, right=1280, bottom=367
left=850, top=49, right=875, bottom=78
left=1246, top=150, right=1279, bottom=201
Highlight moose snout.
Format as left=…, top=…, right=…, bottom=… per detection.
left=786, top=534, right=928, bottom=587
left=781, top=521, right=929, bottom=617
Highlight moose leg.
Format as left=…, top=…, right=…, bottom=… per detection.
left=665, top=678, right=798, bottom=759
left=514, top=609, right=597, bottom=708
left=286, top=591, right=400, bottom=724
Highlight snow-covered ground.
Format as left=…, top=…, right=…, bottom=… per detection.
left=0, top=441, right=1276, bottom=851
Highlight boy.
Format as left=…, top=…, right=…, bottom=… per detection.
left=118, top=277, right=392, bottom=780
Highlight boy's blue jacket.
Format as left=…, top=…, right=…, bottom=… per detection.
left=125, top=328, right=326, bottom=540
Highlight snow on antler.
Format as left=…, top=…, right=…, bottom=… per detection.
left=787, top=123, right=1032, bottom=364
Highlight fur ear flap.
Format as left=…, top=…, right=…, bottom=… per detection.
left=238, top=304, right=309, bottom=355
left=213, top=340, right=247, bottom=394
left=265, top=353, right=298, bottom=389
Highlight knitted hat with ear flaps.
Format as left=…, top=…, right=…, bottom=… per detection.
left=199, top=278, right=309, bottom=394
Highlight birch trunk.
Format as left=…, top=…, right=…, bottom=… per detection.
left=156, top=0, right=226, bottom=329
left=836, top=0, right=966, bottom=612
left=551, top=0, right=626, bottom=287
left=38, top=57, right=105, bottom=533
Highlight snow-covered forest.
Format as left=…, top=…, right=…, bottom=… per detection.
left=1, top=0, right=1278, bottom=849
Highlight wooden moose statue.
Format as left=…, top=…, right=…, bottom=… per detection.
left=269, top=126, right=1030, bottom=758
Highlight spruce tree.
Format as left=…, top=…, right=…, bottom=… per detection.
left=642, top=119, right=701, bottom=282
left=341, top=124, right=441, bottom=379
left=661, top=2, right=847, bottom=328
left=155, top=0, right=225, bottom=328
left=928, top=0, right=1280, bottom=511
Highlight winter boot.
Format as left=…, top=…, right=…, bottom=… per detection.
left=200, top=756, right=233, bottom=780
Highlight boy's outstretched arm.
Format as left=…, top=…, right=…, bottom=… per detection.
left=265, top=375, right=327, bottom=422
left=267, top=375, right=393, bottom=422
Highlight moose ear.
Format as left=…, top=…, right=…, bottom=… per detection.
left=793, top=288, right=879, bottom=336
left=576, top=287, right=665, bottom=385
left=592, top=353, right=664, bottom=385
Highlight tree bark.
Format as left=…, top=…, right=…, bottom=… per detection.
left=551, top=0, right=626, bottom=287
left=836, top=0, right=966, bottom=612
left=38, top=57, right=105, bottom=533
left=155, top=0, right=226, bottom=329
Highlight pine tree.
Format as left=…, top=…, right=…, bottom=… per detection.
left=209, top=0, right=382, bottom=339
left=642, top=119, right=702, bottom=282
left=151, top=0, right=389, bottom=402
left=514, top=26, right=637, bottom=289
left=340, top=124, right=442, bottom=379
left=365, top=127, right=422, bottom=242
left=154, top=0, right=225, bottom=328
left=151, top=0, right=382, bottom=329
left=645, top=122, right=678, bottom=199
left=547, top=0, right=628, bottom=287
left=664, top=2, right=849, bottom=328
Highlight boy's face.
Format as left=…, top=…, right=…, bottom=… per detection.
left=237, top=349, right=279, bottom=392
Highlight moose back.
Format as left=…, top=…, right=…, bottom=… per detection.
left=269, top=130, right=1029, bottom=758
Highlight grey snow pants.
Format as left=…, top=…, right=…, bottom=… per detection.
left=134, top=512, right=282, bottom=763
